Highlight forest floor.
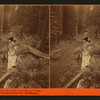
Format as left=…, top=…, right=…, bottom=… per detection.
left=0, top=34, right=8, bottom=88
left=0, top=32, right=49, bottom=88
left=50, top=39, right=83, bottom=88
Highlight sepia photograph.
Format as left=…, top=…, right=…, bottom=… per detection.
left=0, top=5, right=49, bottom=88
left=50, top=5, right=100, bottom=88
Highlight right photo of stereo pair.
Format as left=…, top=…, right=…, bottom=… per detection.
left=50, top=5, right=100, bottom=88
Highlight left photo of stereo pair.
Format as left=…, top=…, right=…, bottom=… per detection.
left=0, top=5, right=49, bottom=88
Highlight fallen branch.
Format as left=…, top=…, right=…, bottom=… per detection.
left=28, top=46, right=49, bottom=59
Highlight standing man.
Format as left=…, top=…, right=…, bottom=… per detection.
left=81, top=37, right=91, bottom=69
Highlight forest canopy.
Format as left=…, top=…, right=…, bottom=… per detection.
left=0, top=6, right=49, bottom=53
left=50, top=6, right=100, bottom=45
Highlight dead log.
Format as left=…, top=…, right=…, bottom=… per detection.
left=51, top=49, right=63, bottom=54
left=0, top=68, right=17, bottom=86
left=63, top=69, right=85, bottom=88
left=28, top=46, right=49, bottom=59
left=13, top=45, right=49, bottom=59
left=4, top=79, right=12, bottom=88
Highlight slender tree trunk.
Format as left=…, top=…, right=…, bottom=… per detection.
left=3, top=6, right=8, bottom=33
left=78, top=6, right=84, bottom=34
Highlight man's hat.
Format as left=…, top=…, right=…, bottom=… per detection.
left=83, top=37, right=88, bottom=41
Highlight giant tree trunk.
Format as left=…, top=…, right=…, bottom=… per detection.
left=37, top=6, right=49, bottom=53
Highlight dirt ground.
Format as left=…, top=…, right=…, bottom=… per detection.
left=50, top=39, right=82, bottom=88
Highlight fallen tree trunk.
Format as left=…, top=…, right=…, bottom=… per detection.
left=63, top=69, right=85, bottom=88
left=28, top=46, right=49, bottom=59
left=51, top=49, right=63, bottom=54
left=0, top=68, right=17, bottom=86
left=4, top=79, right=12, bottom=88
